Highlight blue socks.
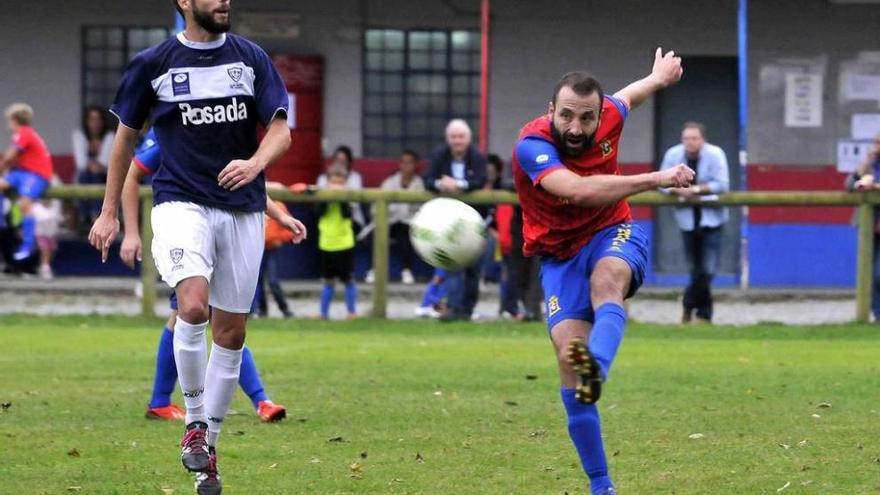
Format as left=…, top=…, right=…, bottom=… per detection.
left=420, top=280, right=447, bottom=307
left=589, top=302, right=627, bottom=379
left=149, top=327, right=178, bottom=409
left=562, top=388, right=613, bottom=494
left=20, top=215, right=36, bottom=251
left=238, top=346, right=268, bottom=409
left=320, top=283, right=334, bottom=317
left=344, top=282, right=357, bottom=314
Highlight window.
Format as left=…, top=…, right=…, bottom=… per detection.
left=363, top=29, right=481, bottom=157
left=81, top=26, right=172, bottom=110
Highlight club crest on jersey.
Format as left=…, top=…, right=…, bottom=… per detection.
left=548, top=295, right=561, bottom=317
left=171, top=72, right=191, bottom=96
left=227, top=66, right=245, bottom=89
left=179, top=97, right=248, bottom=126
left=600, top=139, right=613, bottom=158
left=170, top=248, right=184, bottom=265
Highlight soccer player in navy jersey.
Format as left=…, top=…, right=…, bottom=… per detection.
left=511, top=50, right=693, bottom=494
left=89, top=1, right=292, bottom=492
left=122, top=129, right=300, bottom=424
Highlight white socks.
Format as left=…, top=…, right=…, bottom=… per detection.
left=204, top=343, right=243, bottom=447
left=173, top=317, right=209, bottom=425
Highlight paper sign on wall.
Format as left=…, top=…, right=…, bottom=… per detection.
left=852, top=113, right=880, bottom=139
left=843, top=74, right=880, bottom=101
left=837, top=139, right=873, bottom=173
left=784, top=74, right=823, bottom=127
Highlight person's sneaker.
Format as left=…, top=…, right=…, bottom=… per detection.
left=257, top=401, right=287, bottom=423
left=194, top=447, right=222, bottom=495
left=593, top=487, right=617, bottom=495
left=281, top=308, right=294, bottom=318
left=38, top=264, right=53, bottom=280
left=346, top=313, right=357, bottom=321
left=180, top=421, right=210, bottom=472
left=365, top=269, right=375, bottom=283
left=414, top=306, right=440, bottom=318
left=12, top=246, right=33, bottom=262
left=566, top=339, right=603, bottom=404
left=401, top=268, right=415, bottom=284
left=145, top=404, right=185, bottom=421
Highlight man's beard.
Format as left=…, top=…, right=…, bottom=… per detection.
left=550, top=123, right=594, bottom=158
left=193, top=5, right=231, bottom=34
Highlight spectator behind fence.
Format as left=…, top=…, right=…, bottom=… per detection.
left=252, top=184, right=295, bottom=318
left=0, top=103, right=54, bottom=262
left=484, top=154, right=522, bottom=318
left=316, top=164, right=358, bottom=320
left=317, top=145, right=365, bottom=229
left=849, top=132, right=880, bottom=321
left=480, top=154, right=504, bottom=285
left=660, top=121, right=730, bottom=324
left=377, top=149, right=424, bottom=284
left=72, top=105, right=113, bottom=227
left=425, top=119, right=487, bottom=322
left=33, top=189, right=62, bottom=280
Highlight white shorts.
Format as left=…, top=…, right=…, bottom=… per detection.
left=152, top=201, right=265, bottom=314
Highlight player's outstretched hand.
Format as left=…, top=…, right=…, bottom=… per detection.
left=120, top=234, right=142, bottom=269
left=650, top=47, right=683, bottom=88
left=88, top=212, right=120, bottom=263
left=657, top=164, right=695, bottom=189
left=218, top=158, right=262, bottom=191
left=280, top=215, right=308, bottom=244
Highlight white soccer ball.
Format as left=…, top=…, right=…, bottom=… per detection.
left=409, top=198, right=488, bottom=271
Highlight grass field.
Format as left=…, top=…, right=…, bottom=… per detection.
left=1, top=315, right=879, bottom=494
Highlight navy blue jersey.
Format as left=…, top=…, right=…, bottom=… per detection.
left=111, top=32, right=288, bottom=212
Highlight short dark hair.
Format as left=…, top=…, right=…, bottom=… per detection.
left=552, top=71, right=604, bottom=105
left=401, top=149, right=420, bottom=162
left=487, top=153, right=504, bottom=173
left=171, top=0, right=183, bottom=15
left=682, top=121, right=706, bottom=138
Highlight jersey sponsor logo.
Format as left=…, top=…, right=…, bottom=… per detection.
left=600, top=139, right=613, bottom=158
left=536, top=153, right=550, bottom=164
left=179, top=97, right=248, bottom=126
left=172, top=72, right=191, bottom=96
left=548, top=295, right=561, bottom=317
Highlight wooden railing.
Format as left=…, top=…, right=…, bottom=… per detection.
left=44, top=186, right=879, bottom=322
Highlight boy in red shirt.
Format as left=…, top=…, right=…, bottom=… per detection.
left=0, top=103, right=54, bottom=261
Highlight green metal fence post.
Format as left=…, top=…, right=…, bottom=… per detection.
left=856, top=200, right=874, bottom=323
left=140, top=189, right=157, bottom=318
left=371, top=199, right=389, bottom=318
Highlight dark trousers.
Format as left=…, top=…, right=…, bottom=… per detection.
left=446, top=264, right=480, bottom=317
left=255, top=248, right=289, bottom=315
left=77, top=169, right=107, bottom=225
left=390, top=221, right=415, bottom=271
left=509, top=207, right=543, bottom=319
left=499, top=254, right=521, bottom=316
left=681, top=226, right=723, bottom=321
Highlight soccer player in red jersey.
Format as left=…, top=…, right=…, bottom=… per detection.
left=0, top=103, right=54, bottom=261
left=511, top=49, right=693, bottom=494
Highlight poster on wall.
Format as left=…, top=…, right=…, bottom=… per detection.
left=784, top=73, right=823, bottom=127
left=837, top=139, right=873, bottom=173
left=852, top=113, right=880, bottom=139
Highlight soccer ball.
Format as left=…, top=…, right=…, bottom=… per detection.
left=409, top=198, right=488, bottom=271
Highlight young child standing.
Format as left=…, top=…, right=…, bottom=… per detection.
left=316, top=164, right=357, bottom=319
left=33, top=193, right=62, bottom=280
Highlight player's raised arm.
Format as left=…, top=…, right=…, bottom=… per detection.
left=613, top=47, right=683, bottom=110
left=88, top=125, right=141, bottom=262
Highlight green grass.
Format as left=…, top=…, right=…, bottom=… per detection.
left=1, top=316, right=879, bottom=494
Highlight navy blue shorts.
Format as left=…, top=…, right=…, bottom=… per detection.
left=540, top=222, right=648, bottom=331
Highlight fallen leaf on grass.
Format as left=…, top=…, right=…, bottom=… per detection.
left=811, top=414, right=821, bottom=419
left=66, top=487, right=81, bottom=492
left=308, top=457, right=321, bottom=464
left=776, top=481, right=791, bottom=492
left=328, top=436, right=345, bottom=443
left=688, top=433, right=705, bottom=440
left=360, top=452, right=368, bottom=459
left=504, top=401, right=518, bottom=407
left=67, top=448, right=80, bottom=458
left=268, top=463, right=278, bottom=469
left=233, top=431, right=246, bottom=436
left=415, top=453, right=424, bottom=464
left=817, top=402, right=832, bottom=409
left=433, top=391, right=443, bottom=397
left=528, top=430, right=546, bottom=438
left=350, top=462, right=363, bottom=473
left=797, top=439, right=809, bottom=447
left=1, top=402, right=10, bottom=412
left=801, top=480, right=815, bottom=486
left=778, top=444, right=791, bottom=450
left=297, top=418, right=308, bottom=423
left=161, top=488, right=174, bottom=494
left=525, top=375, right=538, bottom=380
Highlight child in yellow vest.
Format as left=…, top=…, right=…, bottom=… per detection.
left=317, top=165, right=357, bottom=319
